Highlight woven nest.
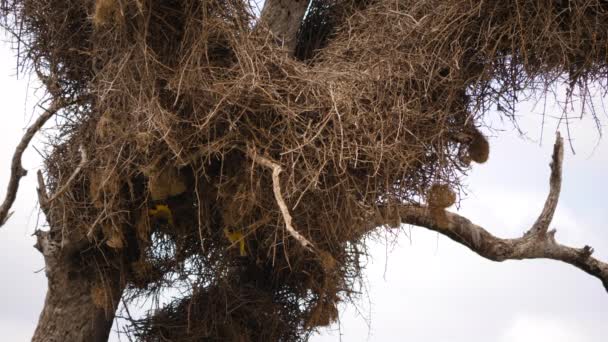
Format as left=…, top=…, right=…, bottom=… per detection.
left=2, top=0, right=607, bottom=340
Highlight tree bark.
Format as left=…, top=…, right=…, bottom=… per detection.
left=31, top=231, right=124, bottom=342
left=259, top=0, right=311, bottom=54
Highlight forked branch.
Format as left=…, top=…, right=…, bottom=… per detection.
left=374, top=133, right=608, bottom=292
left=0, top=99, right=65, bottom=227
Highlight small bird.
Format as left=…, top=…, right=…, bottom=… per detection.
left=223, top=228, right=247, bottom=256
left=148, top=204, right=174, bottom=226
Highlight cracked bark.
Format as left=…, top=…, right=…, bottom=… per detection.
left=31, top=231, right=124, bottom=342
left=31, top=172, right=125, bottom=342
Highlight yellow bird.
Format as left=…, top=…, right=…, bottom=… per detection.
left=223, top=228, right=247, bottom=256
left=148, top=204, right=174, bottom=226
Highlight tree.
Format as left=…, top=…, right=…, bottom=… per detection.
left=0, top=0, right=607, bottom=341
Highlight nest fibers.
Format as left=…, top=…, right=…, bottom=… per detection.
left=2, top=0, right=607, bottom=340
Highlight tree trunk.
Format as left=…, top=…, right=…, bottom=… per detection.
left=32, top=231, right=124, bottom=342
left=260, top=0, right=311, bottom=53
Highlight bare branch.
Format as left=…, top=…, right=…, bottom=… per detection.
left=372, top=133, right=608, bottom=292
left=248, top=147, right=315, bottom=251
left=0, top=99, right=64, bottom=227
left=527, top=131, right=563, bottom=236
left=259, top=0, right=311, bottom=54
left=386, top=206, right=608, bottom=292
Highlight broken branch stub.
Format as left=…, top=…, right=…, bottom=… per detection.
left=527, top=131, right=563, bottom=236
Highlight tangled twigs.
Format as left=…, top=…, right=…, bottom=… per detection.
left=45, top=145, right=87, bottom=205
left=36, top=144, right=87, bottom=229
left=247, top=147, right=315, bottom=251
left=0, top=99, right=65, bottom=227
left=374, top=133, right=608, bottom=292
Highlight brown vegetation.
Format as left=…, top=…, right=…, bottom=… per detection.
left=1, top=0, right=608, bottom=340
left=469, top=130, right=490, bottom=164
left=428, top=184, right=456, bottom=209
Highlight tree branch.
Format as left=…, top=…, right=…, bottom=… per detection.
left=0, top=99, right=64, bottom=227
left=248, top=147, right=315, bottom=251
left=373, top=133, right=608, bottom=292
left=259, top=0, right=311, bottom=54
left=527, top=131, right=563, bottom=236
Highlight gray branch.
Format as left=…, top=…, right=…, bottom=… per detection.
left=374, top=133, right=608, bottom=292
left=0, top=99, right=65, bottom=227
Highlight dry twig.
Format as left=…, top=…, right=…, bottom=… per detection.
left=248, top=147, right=315, bottom=251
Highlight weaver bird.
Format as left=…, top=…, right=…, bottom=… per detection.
left=223, top=228, right=247, bottom=256
left=148, top=204, right=174, bottom=226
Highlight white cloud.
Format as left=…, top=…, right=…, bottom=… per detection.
left=0, top=318, right=35, bottom=341
left=499, top=314, right=591, bottom=342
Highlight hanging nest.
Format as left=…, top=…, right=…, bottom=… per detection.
left=2, top=0, right=607, bottom=340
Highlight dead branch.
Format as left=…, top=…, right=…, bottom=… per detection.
left=259, top=0, right=311, bottom=54
left=0, top=99, right=64, bottom=227
left=527, top=132, right=563, bottom=236
left=248, top=147, right=315, bottom=251
left=374, top=133, right=608, bottom=292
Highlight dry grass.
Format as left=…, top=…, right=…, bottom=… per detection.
left=2, top=0, right=607, bottom=340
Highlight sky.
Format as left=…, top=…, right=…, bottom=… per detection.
left=0, top=34, right=607, bottom=341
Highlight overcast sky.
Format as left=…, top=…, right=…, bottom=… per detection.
left=0, top=35, right=607, bottom=341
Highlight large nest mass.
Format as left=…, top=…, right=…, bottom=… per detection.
left=2, top=0, right=607, bottom=340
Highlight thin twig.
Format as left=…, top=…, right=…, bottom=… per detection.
left=247, top=147, right=315, bottom=251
